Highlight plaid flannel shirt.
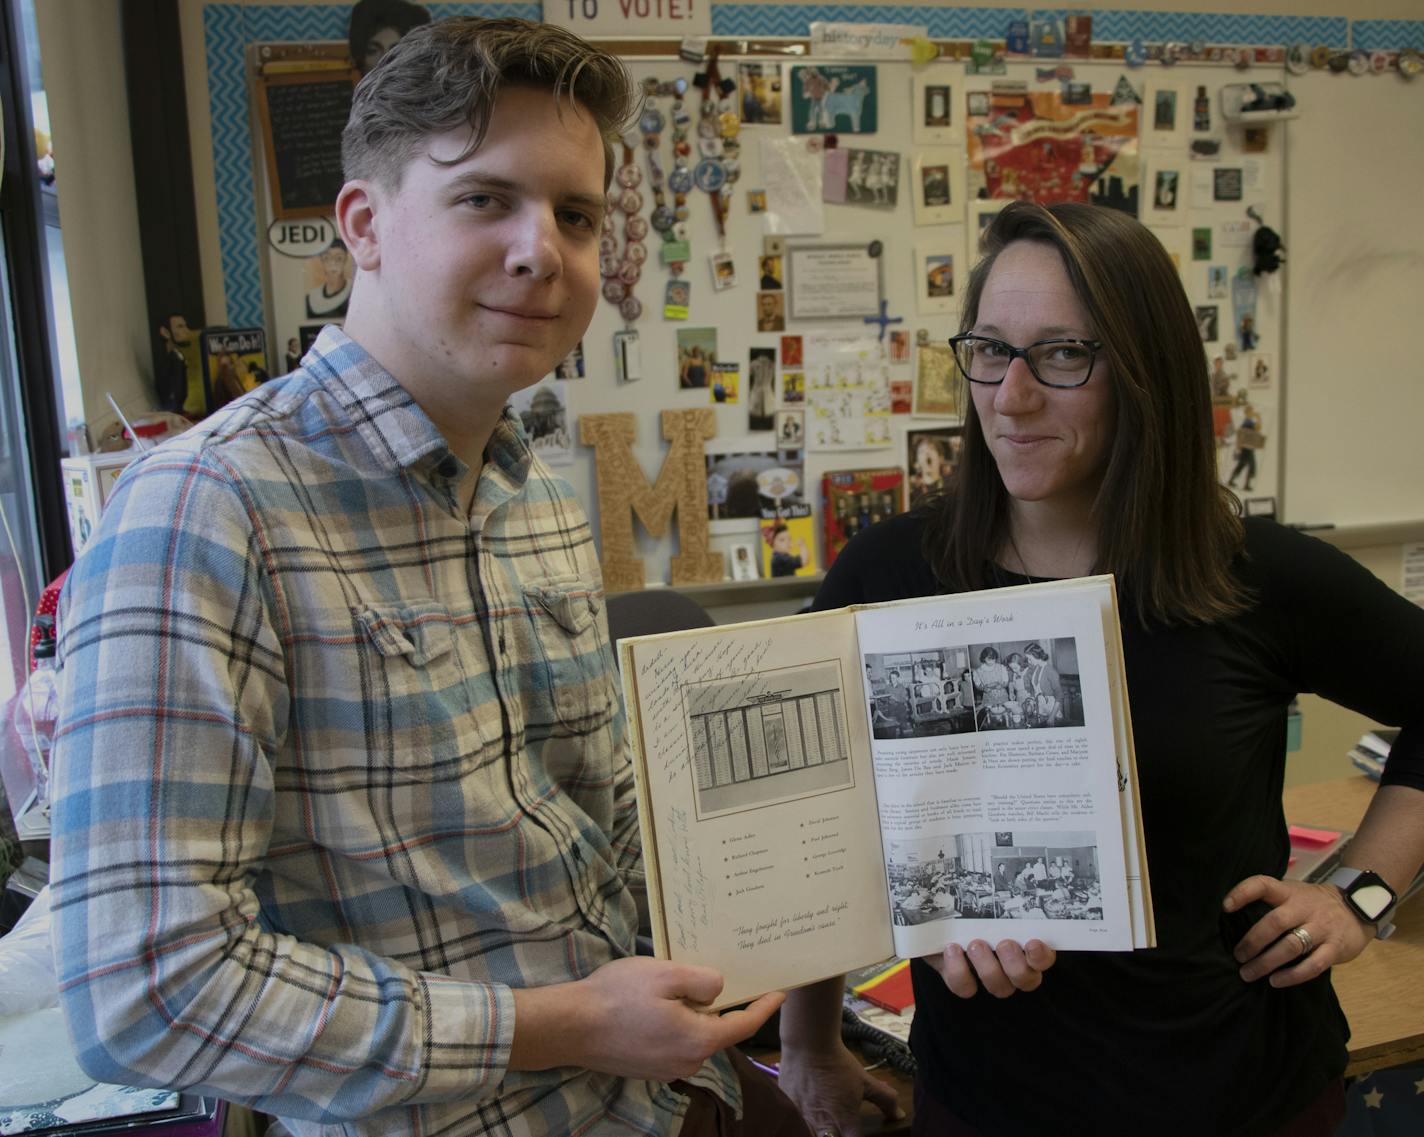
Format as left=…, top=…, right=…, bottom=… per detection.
left=50, top=327, right=738, bottom=1136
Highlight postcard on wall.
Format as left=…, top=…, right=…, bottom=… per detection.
left=915, top=234, right=964, bottom=317
left=507, top=377, right=572, bottom=466
left=843, top=148, right=902, bottom=209
left=912, top=149, right=965, bottom=227
left=913, top=339, right=960, bottom=418
left=1142, top=157, right=1186, bottom=227
left=912, top=70, right=957, bottom=145
left=1145, top=82, right=1186, bottom=145
left=738, top=62, right=783, bottom=125
left=619, top=576, right=1154, bottom=1008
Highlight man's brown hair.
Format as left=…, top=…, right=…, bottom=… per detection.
left=342, top=16, right=637, bottom=190
left=923, top=201, right=1247, bottom=626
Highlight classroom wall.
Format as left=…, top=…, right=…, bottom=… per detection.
left=33, top=0, right=151, bottom=431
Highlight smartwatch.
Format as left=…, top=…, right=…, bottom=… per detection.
left=1327, top=866, right=1398, bottom=940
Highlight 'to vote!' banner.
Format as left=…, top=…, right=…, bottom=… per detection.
left=542, top=0, right=711, bottom=38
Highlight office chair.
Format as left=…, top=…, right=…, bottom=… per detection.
left=604, top=589, right=715, bottom=671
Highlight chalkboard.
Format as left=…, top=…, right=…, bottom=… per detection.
left=255, top=68, right=358, bottom=219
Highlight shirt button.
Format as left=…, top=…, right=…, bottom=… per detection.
left=435, top=456, right=458, bottom=479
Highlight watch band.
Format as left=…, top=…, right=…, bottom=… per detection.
left=1327, top=866, right=1398, bottom=940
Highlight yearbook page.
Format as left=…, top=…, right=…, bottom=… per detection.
left=621, top=608, right=896, bottom=1009
left=852, top=577, right=1152, bottom=957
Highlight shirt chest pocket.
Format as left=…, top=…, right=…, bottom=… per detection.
left=523, top=576, right=614, bottom=732
left=355, top=599, right=490, bottom=778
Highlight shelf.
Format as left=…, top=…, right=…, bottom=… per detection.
left=612, top=573, right=824, bottom=610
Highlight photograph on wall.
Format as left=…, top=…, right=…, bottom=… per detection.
left=748, top=346, right=778, bottom=430
left=915, top=243, right=958, bottom=317
left=913, top=339, right=959, bottom=417
left=677, top=326, right=718, bottom=389
left=966, top=88, right=1139, bottom=214
left=1217, top=398, right=1269, bottom=493
left=912, top=71, right=957, bottom=144
left=200, top=327, right=269, bottom=413
left=1248, top=352, right=1274, bottom=390
left=906, top=424, right=964, bottom=506
left=304, top=240, right=353, bottom=319
left=759, top=254, right=784, bottom=290
left=780, top=334, right=804, bottom=367
left=780, top=370, right=805, bottom=405
left=727, top=540, right=759, bottom=581
left=1196, top=305, right=1219, bottom=343
left=761, top=514, right=819, bottom=579
left=1206, top=265, right=1229, bottom=299
left=1213, top=167, right=1243, bottom=202
left=840, top=148, right=901, bottom=208
left=710, top=251, right=738, bottom=292
left=1142, top=159, right=1186, bottom=228
left=1146, top=82, right=1186, bottom=145
left=738, top=62, right=783, bottom=124
left=823, top=466, right=906, bottom=568
left=889, top=328, right=912, bottom=363
left=554, top=340, right=585, bottom=379
left=890, top=377, right=912, bottom=413
left=507, top=377, right=572, bottom=466
left=1191, top=227, right=1212, bottom=260
left=756, top=291, right=786, bottom=332
left=790, top=64, right=878, bottom=134
left=705, top=440, right=808, bottom=528
left=711, top=361, right=740, bottom=404
left=774, top=409, right=805, bottom=448
left=912, top=149, right=965, bottom=226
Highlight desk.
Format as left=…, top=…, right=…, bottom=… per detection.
left=1284, top=775, right=1424, bottom=1076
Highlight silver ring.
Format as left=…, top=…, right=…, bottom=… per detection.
left=1290, top=925, right=1315, bottom=955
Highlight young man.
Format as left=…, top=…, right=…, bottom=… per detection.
left=50, top=18, right=805, bottom=1137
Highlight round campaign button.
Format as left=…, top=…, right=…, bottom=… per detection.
left=1399, top=49, right=1423, bottom=80
left=1310, top=45, right=1332, bottom=70
left=1285, top=43, right=1311, bottom=74
left=668, top=166, right=695, bottom=194
left=650, top=205, right=675, bottom=232
left=626, top=216, right=649, bottom=241
left=719, top=111, right=740, bottom=138
left=600, top=253, right=620, bottom=277
left=1370, top=51, right=1391, bottom=75
left=672, top=77, right=688, bottom=97
left=639, top=108, right=666, bottom=135
left=619, top=260, right=641, bottom=285
left=1347, top=50, right=1369, bottom=75
left=618, top=188, right=643, bottom=214
left=693, top=158, right=726, bottom=193
left=619, top=295, right=643, bottom=321
left=627, top=241, right=648, bottom=264
left=616, top=163, right=642, bottom=189
left=1124, top=39, right=1147, bottom=67
left=697, top=135, right=724, bottom=158
left=599, top=234, right=617, bottom=255
left=602, top=278, right=626, bottom=302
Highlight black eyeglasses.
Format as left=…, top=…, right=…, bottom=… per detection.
left=948, top=334, right=1104, bottom=389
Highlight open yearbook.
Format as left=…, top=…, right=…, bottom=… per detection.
left=619, top=575, right=1154, bottom=1009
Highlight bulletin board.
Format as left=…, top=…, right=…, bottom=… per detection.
left=553, top=49, right=1285, bottom=587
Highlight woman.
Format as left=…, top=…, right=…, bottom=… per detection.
left=972, top=646, right=1010, bottom=729
left=778, top=202, right=1424, bottom=1137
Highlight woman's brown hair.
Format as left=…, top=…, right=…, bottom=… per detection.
left=923, top=201, right=1246, bottom=626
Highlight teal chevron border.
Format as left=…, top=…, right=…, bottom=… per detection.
left=1353, top=21, right=1424, bottom=52
left=209, top=4, right=1415, bottom=326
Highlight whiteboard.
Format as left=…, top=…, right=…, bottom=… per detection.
left=1281, top=70, right=1424, bottom=528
